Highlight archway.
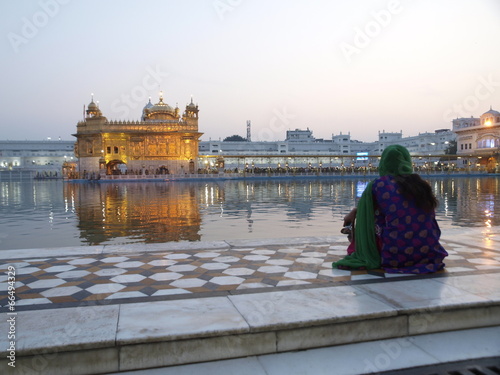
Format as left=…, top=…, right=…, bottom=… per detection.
left=106, top=160, right=127, bottom=175
left=487, top=156, right=498, bottom=173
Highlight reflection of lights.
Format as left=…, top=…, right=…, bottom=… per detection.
left=356, top=181, right=368, bottom=198
left=485, top=209, right=492, bottom=227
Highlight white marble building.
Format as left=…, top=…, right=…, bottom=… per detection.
left=0, top=124, right=466, bottom=174
left=0, top=139, right=75, bottom=176
left=199, top=128, right=456, bottom=170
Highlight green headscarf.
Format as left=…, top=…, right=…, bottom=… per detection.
left=332, top=145, right=413, bottom=270
left=378, top=145, right=413, bottom=177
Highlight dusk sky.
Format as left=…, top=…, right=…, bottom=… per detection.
left=1, top=0, right=500, bottom=142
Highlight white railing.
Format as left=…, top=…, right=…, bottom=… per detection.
left=95, top=169, right=492, bottom=181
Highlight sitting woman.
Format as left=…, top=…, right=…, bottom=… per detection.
left=333, top=145, right=448, bottom=274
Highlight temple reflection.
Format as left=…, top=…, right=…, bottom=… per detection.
left=64, top=182, right=201, bottom=245
left=60, top=177, right=499, bottom=247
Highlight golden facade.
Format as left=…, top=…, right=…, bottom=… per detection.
left=64, top=182, right=201, bottom=244
left=73, top=93, right=202, bottom=176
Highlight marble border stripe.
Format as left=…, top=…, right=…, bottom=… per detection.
left=3, top=234, right=500, bottom=313
left=0, top=240, right=231, bottom=260
left=0, top=287, right=499, bottom=374
left=1, top=230, right=500, bottom=374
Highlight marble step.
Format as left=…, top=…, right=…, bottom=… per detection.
left=1, top=276, right=500, bottom=375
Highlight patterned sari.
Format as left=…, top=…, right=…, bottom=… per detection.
left=332, top=145, right=447, bottom=273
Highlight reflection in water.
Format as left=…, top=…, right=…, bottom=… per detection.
left=0, top=177, right=498, bottom=249
left=64, top=182, right=201, bottom=245
left=431, top=177, right=498, bottom=228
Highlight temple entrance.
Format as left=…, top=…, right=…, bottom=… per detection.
left=487, top=156, right=498, bottom=173
left=107, top=160, right=127, bottom=175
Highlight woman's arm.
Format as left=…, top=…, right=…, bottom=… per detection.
left=343, top=207, right=357, bottom=226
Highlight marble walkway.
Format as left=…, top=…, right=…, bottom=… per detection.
left=0, top=226, right=499, bottom=374
left=1, top=227, right=500, bottom=311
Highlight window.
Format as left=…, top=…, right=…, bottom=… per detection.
left=107, top=147, right=111, bottom=154
left=478, top=137, right=500, bottom=149
left=469, top=143, right=472, bottom=149
left=114, top=146, right=119, bottom=154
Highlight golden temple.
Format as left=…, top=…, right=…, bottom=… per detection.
left=73, top=92, right=202, bottom=177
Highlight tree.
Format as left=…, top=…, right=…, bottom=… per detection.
left=444, top=140, right=457, bottom=155
left=223, top=135, right=247, bottom=142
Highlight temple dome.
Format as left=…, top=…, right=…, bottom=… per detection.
left=482, top=108, right=500, bottom=116
left=88, top=100, right=98, bottom=111
left=148, top=95, right=174, bottom=114
left=142, top=93, right=179, bottom=121
left=143, top=98, right=153, bottom=110
left=187, top=97, right=197, bottom=109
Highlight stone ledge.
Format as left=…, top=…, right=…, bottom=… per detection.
left=0, top=237, right=347, bottom=260
left=0, top=347, right=118, bottom=375
left=1, top=281, right=500, bottom=375
left=408, top=304, right=500, bottom=335
left=225, top=236, right=345, bottom=248
left=0, top=305, right=119, bottom=357
left=0, top=241, right=232, bottom=261
left=119, top=332, right=276, bottom=371
left=276, top=315, right=408, bottom=352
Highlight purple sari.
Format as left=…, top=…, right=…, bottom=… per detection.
left=373, top=175, right=448, bottom=273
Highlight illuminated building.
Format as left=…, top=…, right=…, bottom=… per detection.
left=199, top=128, right=456, bottom=170
left=453, top=107, right=500, bottom=172
left=0, top=139, right=74, bottom=170
left=65, top=182, right=201, bottom=243
left=0, top=139, right=75, bottom=180
left=73, top=93, right=202, bottom=176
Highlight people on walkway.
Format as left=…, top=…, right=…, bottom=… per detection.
left=333, top=145, right=448, bottom=273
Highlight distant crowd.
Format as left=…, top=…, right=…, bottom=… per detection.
left=66, top=163, right=477, bottom=180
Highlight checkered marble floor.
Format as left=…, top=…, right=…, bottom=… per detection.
left=1, top=231, right=500, bottom=311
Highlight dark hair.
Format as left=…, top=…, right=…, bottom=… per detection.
left=394, top=174, right=438, bottom=212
